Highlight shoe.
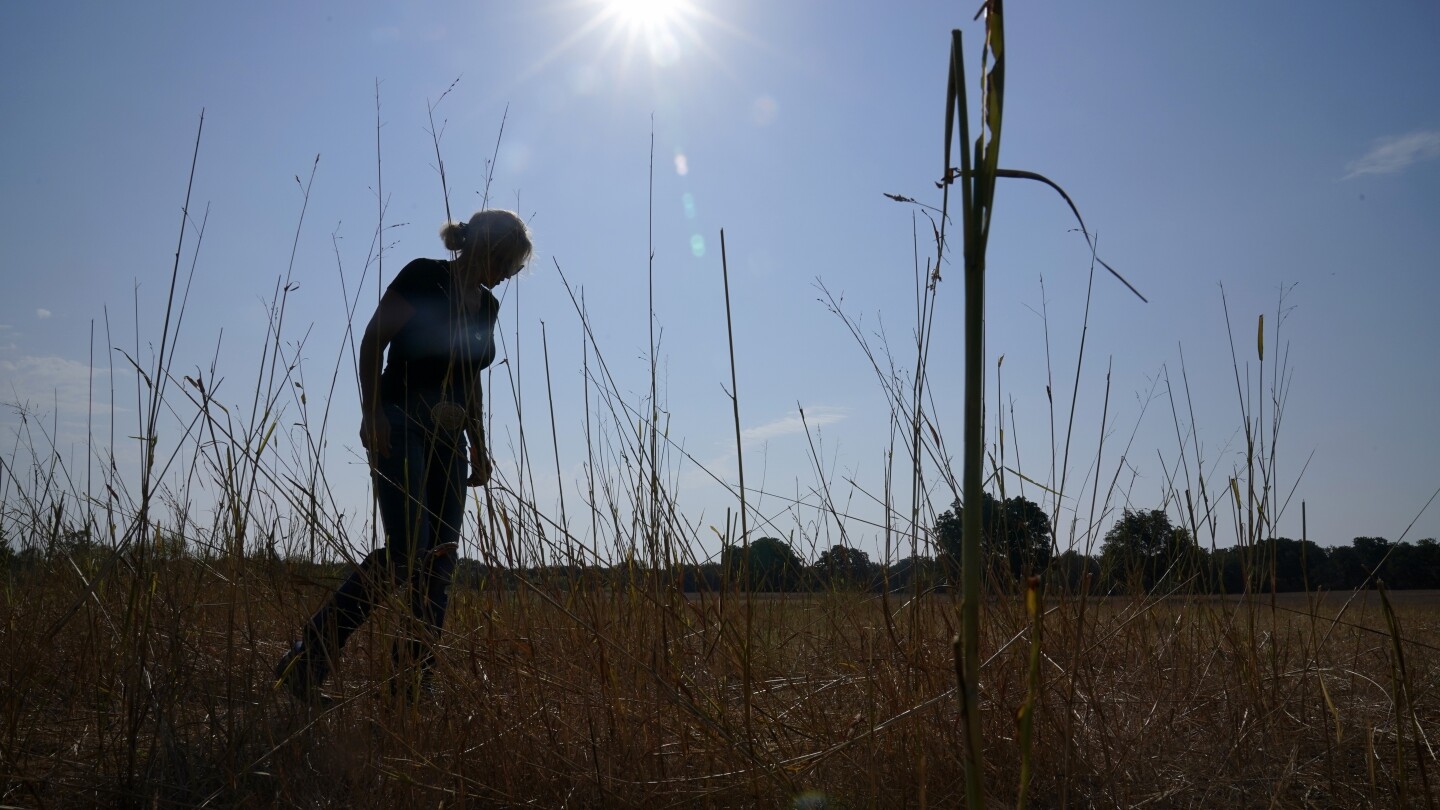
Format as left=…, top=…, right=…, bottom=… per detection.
left=275, top=641, right=335, bottom=707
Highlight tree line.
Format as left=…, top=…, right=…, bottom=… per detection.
left=677, top=494, right=1439, bottom=595
left=926, top=493, right=1440, bottom=595
left=6, top=497, right=1437, bottom=594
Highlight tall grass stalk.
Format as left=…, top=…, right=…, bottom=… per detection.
left=718, top=229, right=755, bottom=766
left=940, top=17, right=996, bottom=805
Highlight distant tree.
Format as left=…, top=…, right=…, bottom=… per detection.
left=934, top=492, right=1052, bottom=585
left=1352, top=536, right=1391, bottom=569
left=1264, top=537, right=1329, bottom=593
left=1100, top=508, right=1196, bottom=592
left=1310, top=536, right=1396, bottom=590
left=814, top=545, right=875, bottom=589
left=723, top=536, right=803, bottom=592
left=680, top=562, right=724, bottom=593
left=1323, top=545, right=1367, bottom=589
left=1415, top=538, right=1440, bottom=590
left=884, top=555, right=945, bottom=593
left=1207, top=546, right=1249, bottom=594
left=1376, top=539, right=1440, bottom=590
left=1051, top=549, right=1101, bottom=593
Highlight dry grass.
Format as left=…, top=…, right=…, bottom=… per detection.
left=3, top=556, right=1436, bottom=808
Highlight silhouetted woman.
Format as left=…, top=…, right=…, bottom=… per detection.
left=277, top=209, right=532, bottom=703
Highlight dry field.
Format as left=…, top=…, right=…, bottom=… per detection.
left=13, top=6, right=1427, bottom=807
left=3, top=557, right=1436, bottom=808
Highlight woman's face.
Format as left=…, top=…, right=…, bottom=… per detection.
left=458, top=254, right=521, bottom=289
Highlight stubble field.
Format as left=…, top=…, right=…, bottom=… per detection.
left=3, top=556, right=1436, bottom=808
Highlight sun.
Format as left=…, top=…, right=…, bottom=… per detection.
left=595, top=0, right=697, bottom=67
left=516, top=0, right=736, bottom=84
left=606, top=0, right=686, bottom=29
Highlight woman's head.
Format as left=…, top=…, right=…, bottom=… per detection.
left=440, top=209, right=533, bottom=287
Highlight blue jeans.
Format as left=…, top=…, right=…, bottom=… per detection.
left=301, top=401, right=467, bottom=683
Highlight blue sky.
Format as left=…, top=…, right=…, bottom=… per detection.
left=2, top=1, right=1437, bottom=562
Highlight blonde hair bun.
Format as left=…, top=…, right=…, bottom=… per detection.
left=439, top=220, right=469, bottom=252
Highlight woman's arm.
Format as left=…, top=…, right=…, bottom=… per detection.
left=358, top=288, right=415, bottom=457
left=465, top=375, right=490, bottom=486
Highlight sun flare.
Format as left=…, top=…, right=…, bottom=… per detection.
left=595, top=0, right=697, bottom=66
left=517, top=0, right=734, bottom=85
left=606, top=0, right=685, bottom=28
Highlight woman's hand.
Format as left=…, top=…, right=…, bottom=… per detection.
left=467, top=442, right=492, bottom=487
left=360, top=410, right=391, bottom=459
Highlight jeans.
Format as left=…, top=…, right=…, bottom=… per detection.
left=301, top=401, right=467, bottom=684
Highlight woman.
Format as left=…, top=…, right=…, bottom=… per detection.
left=277, top=209, right=532, bottom=704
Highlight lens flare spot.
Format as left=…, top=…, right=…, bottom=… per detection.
left=752, top=95, right=778, bottom=127
left=689, top=234, right=706, bottom=258
left=682, top=192, right=696, bottom=219
left=674, top=152, right=689, bottom=176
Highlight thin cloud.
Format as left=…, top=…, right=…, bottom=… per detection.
left=741, top=407, right=848, bottom=446
left=36, top=308, right=51, bottom=319
left=1344, top=130, right=1440, bottom=179
left=0, top=351, right=109, bottom=426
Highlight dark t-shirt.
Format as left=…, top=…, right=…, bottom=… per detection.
left=379, top=258, right=500, bottom=408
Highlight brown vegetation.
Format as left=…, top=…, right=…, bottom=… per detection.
left=3, top=557, right=1436, bottom=807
